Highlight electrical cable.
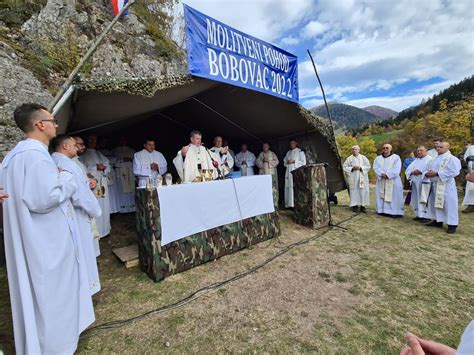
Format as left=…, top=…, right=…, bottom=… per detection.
left=81, top=212, right=360, bottom=338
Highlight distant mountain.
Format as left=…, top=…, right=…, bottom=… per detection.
left=310, top=103, right=382, bottom=130
left=362, top=105, right=398, bottom=120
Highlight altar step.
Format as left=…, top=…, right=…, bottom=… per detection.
left=113, top=244, right=139, bottom=268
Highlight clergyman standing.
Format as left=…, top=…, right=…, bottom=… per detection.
left=342, top=145, right=371, bottom=213
left=1, top=103, right=94, bottom=354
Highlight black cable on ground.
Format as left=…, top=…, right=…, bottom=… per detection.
left=81, top=212, right=360, bottom=338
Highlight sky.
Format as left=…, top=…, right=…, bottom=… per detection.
left=182, top=0, right=474, bottom=112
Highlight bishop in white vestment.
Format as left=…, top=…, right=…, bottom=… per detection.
left=113, top=138, right=136, bottom=212
left=373, top=144, right=404, bottom=217
left=256, top=143, right=279, bottom=186
left=173, top=130, right=218, bottom=183
left=424, top=142, right=461, bottom=233
left=284, top=139, right=306, bottom=208
left=133, top=139, right=167, bottom=187
left=405, top=146, right=432, bottom=221
left=210, top=136, right=234, bottom=177
left=52, top=135, right=102, bottom=296
left=235, top=144, right=256, bottom=176
left=462, top=143, right=474, bottom=212
left=342, top=145, right=371, bottom=212
left=80, top=134, right=111, bottom=238
left=1, top=104, right=94, bottom=354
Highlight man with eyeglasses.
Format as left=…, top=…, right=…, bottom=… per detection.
left=373, top=143, right=404, bottom=218
left=0, top=103, right=94, bottom=354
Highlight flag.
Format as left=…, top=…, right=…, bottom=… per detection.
left=112, top=0, right=129, bottom=16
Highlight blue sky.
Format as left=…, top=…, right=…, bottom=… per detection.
left=182, top=0, right=474, bottom=112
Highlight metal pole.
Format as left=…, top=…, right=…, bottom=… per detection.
left=48, top=0, right=135, bottom=112
left=307, top=49, right=335, bottom=131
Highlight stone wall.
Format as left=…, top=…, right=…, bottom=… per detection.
left=0, top=0, right=186, bottom=160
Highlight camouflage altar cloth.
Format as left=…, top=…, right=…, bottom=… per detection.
left=135, top=176, right=280, bottom=282
left=291, top=163, right=330, bottom=228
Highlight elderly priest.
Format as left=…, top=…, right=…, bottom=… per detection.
left=373, top=143, right=404, bottom=217
left=210, top=135, right=234, bottom=177
left=283, top=139, right=306, bottom=208
left=343, top=145, right=371, bottom=213
left=173, top=130, right=218, bottom=183
left=424, top=142, right=461, bottom=234
left=1, top=104, right=94, bottom=354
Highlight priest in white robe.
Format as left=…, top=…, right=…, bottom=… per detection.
left=235, top=144, right=256, bottom=176
left=1, top=103, right=94, bottom=354
left=424, top=142, right=461, bottom=233
left=210, top=136, right=234, bottom=177
left=98, top=138, right=120, bottom=214
left=405, top=146, right=432, bottom=222
left=80, top=134, right=111, bottom=238
left=133, top=138, right=167, bottom=187
left=427, top=139, right=440, bottom=159
left=113, top=137, right=136, bottom=212
left=284, top=139, right=307, bottom=208
left=52, top=134, right=102, bottom=296
left=342, top=145, right=371, bottom=213
left=373, top=143, right=404, bottom=217
left=73, top=135, right=101, bottom=256
left=256, top=143, right=279, bottom=185
left=173, top=130, right=218, bottom=183
left=462, top=143, right=474, bottom=213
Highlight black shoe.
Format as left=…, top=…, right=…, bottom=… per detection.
left=413, top=217, right=421, bottom=221
left=360, top=206, right=367, bottom=213
left=377, top=212, right=387, bottom=217
left=333, top=196, right=338, bottom=205
left=351, top=206, right=360, bottom=212
left=389, top=214, right=403, bottom=218
left=447, top=225, right=457, bottom=234
left=418, top=218, right=431, bottom=223
left=426, top=221, right=443, bottom=227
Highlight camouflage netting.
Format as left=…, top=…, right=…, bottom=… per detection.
left=76, top=75, right=196, bottom=98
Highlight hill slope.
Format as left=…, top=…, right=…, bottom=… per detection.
left=363, top=105, right=398, bottom=120
left=310, top=103, right=381, bottom=130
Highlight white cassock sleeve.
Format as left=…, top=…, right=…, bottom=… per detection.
left=270, top=152, right=279, bottom=168
left=71, top=175, right=102, bottom=219
left=342, top=156, right=353, bottom=174
left=256, top=153, right=264, bottom=169
left=157, top=152, right=168, bottom=175
left=361, top=156, right=371, bottom=174
left=405, top=160, right=416, bottom=179
left=385, top=155, right=401, bottom=179
left=296, top=151, right=306, bottom=168
left=225, top=153, right=234, bottom=169
left=173, top=152, right=185, bottom=181
left=373, top=157, right=383, bottom=178
left=234, top=153, right=243, bottom=168
left=438, top=157, right=461, bottom=182
left=133, top=152, right=150, bottom=177
left=247, top=153, right=256, bottom=167
left=283, top=151, right=291, bottom=167
left=23, top=154, right=77, bottom=213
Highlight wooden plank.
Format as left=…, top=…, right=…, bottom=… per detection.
left=113, top=244, right=139, bottom=268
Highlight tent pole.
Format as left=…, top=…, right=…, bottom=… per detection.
left=48, top=0, right=135, bottom=112
left=192, top=98, right=263, bottom=143
left=306, top=49, right=335, bottom=134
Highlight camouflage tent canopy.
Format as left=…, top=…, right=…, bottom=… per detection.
left=55, top=74, right=345, bottom=191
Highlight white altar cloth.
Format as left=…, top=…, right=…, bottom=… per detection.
left=157, top=175, right=274, bottom=246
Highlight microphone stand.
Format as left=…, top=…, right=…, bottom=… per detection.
left=204, top=147, right=224, bottom=180
left=322, top=162, right=347, bottom=230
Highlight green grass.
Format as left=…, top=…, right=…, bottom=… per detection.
left=0, top=189, right=473, bottom=354
left=360, top=130, right=402, bottom=144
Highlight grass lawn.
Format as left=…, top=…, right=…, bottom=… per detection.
left=360, top=130, right=402, bottom=144
left=0, top=188, right=473, bottom=354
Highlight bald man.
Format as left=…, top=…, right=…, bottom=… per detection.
left=373, top=143, right=404, bottom=217
left=405, top=146, right=432, bottom=222
left=424, top=142, right=461, bottom=234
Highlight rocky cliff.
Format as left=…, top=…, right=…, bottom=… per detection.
left=0, top=0, right=186, bottom=159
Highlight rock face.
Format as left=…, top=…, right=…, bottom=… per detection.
left=0, top=0, right=186, bottom=159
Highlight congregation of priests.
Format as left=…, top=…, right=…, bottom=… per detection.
left=0, top=104, right=306, bottom=354
left=0, top=103, right=471, bottom=354
left=343, top=140, right=473, bottom=235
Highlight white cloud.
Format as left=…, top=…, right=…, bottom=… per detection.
left=179, top=0, right=474, bottom=112
left=302, top=20, right=328, bottom=38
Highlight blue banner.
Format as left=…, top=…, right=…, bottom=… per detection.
left=184, top=4, right=299, bottom=103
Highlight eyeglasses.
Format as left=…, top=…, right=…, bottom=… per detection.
left=38, top=119, right=58, bottom=125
